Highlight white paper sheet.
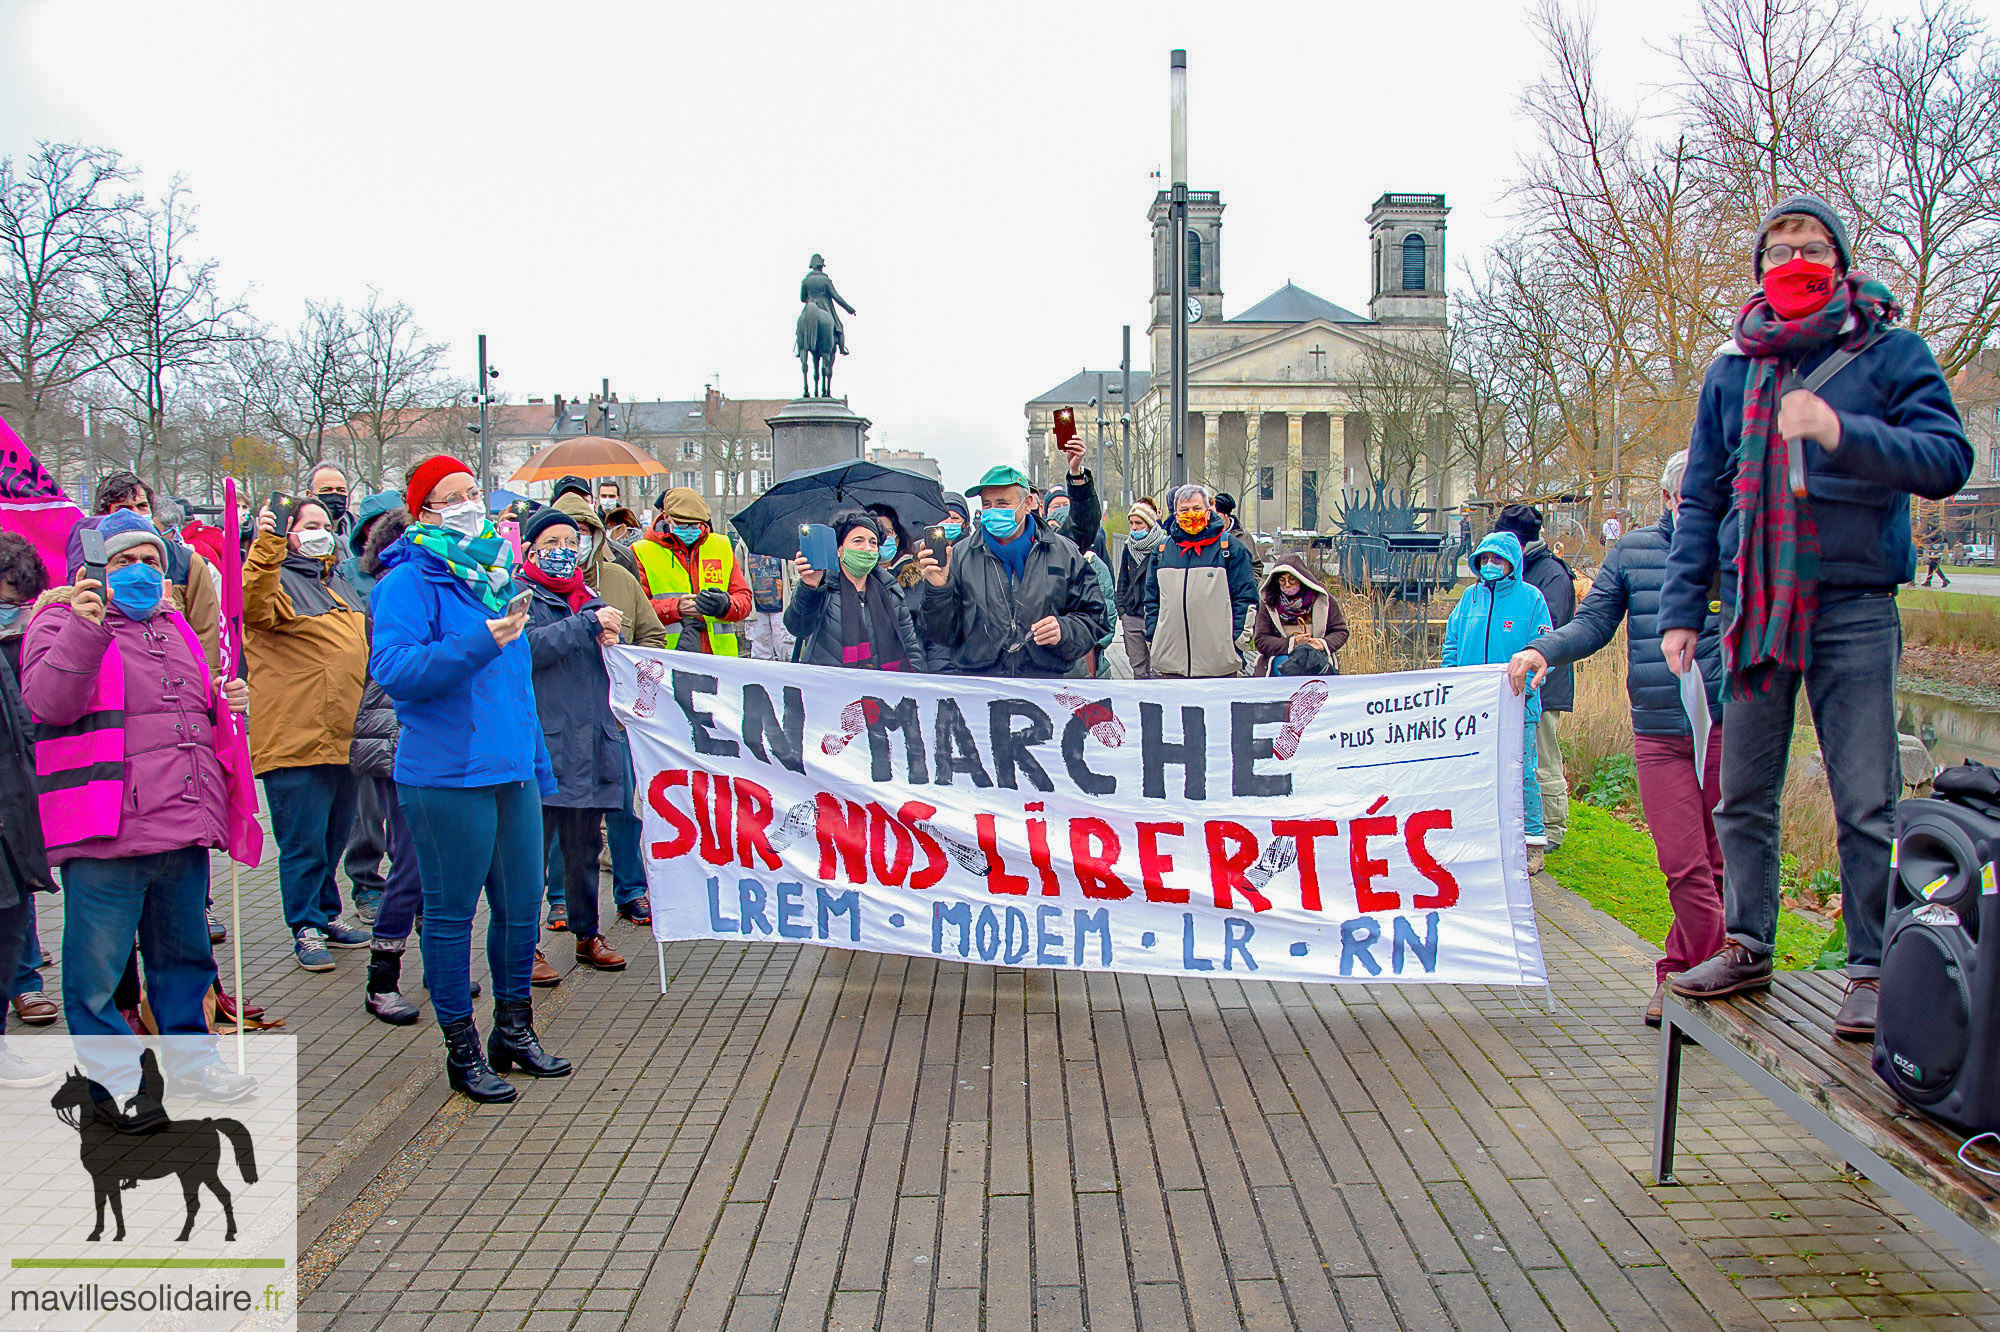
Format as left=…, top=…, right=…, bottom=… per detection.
left=1680, top=663, right=1713, bottom=782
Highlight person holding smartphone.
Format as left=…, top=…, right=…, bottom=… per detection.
left=785, top=509, right=926, bottom=670
left=245, top=494, right=373, bottom=971
left=369, top=455, right=568, bottom=1105
left=513, top=507, right=629, bottom=974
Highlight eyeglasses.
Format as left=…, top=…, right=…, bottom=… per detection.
left=1762, top=241, right=1837, bottom=266
left=428, top=486, right=483, bottom=509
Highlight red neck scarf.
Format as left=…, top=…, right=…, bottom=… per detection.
left=519, top=558, right=592, bottom=611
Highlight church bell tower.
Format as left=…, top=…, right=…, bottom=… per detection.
left=1366, top=193, right=1448, bottom=325
left=1149, top=189, right=1226, bottom=333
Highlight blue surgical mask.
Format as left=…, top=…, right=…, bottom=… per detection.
left=107, top=563, right=164, bottom=618
left=0, top=604, right=22, bottom=628
left=941, top=520, right=964, bottom=540
left=672, top=523, right=704, bottom=546
left=537, top=547, right=580, bottom=579
left=1478, top=560, right=1505, bottom=583
left=879, top=537, right=898, bottom=562
left=980, top=507, right=1020, bottom=539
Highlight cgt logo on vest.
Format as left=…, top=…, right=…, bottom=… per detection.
left=700, top=557, right=725, bottom=581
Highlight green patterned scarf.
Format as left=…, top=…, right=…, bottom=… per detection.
left=405, top=521, right=515, bottom=613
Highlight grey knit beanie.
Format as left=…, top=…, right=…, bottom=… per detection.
left=1755, top=194, right=1853, bottom=277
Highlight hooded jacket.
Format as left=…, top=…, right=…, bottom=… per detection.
left=518, top=575, right=625, bottom=809
left=1528, top=512, right=1726, bottom=736
left=1141, top=513, right=1258, bottom=678
left=1510, top=538, right=1576, bottom=712
left=1442, top=531, right=1553, bottom=722
left=551, top=490, right=667, bottom=648
left=336, top=491, right=405, bottom=611
left=242, top=530, right=369, bottom=774
left=916, top=520, right=1108, bottom=678
left=634, top=520, right=752, bottom=649
left=367, top=536, right=556, bottom=794
left=20, top=589, right=230, bottom=864
left=1661, top=325, right=1972, bottom=635
left=1250, top=554, right=1350, bottom=676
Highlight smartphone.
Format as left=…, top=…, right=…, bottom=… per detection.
left=799, top=523, right=837, bottom=574
left=506, top=588, right=533, bottom=619
left=922, top=526, right=951, bottom=566
left=266, top=490, right=299, bottom=537
left=78, top=525, right=107, bottom=589
left=1053, top=407, right=1077, bottom=448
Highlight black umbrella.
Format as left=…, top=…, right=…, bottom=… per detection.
left=729, top=460, right=949, bottom=558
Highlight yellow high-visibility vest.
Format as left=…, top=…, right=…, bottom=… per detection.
left=635, top=533, right=741, bottom=656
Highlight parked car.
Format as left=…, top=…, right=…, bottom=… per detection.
left=1967, top=543, right=1995, bottom=566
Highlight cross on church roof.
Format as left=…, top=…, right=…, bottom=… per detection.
left=1308, top=345, right=1327, bottom=377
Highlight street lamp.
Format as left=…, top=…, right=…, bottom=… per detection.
left=1169, top=50, right=1189, bottom=489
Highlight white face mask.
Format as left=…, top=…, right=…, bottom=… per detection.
left=294, top=529, right=337, bottom=560
left=579, top=532, right=598, bottom=562
left=436, top=499, right=485, bottom=537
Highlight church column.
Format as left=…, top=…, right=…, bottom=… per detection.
left=1329, top=412, right=1347, bottom=497
left=1244, top=413, right=1262, bottom=531
left=1285, top=413, right=1304, bottom=529
left=1201, top=412, right=1218, bottom=489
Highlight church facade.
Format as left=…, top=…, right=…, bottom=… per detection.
left=1026, top=191, right=1459, bottom=532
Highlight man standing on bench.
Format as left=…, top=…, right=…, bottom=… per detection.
left=1660, top=195, right=1971, bottom=1039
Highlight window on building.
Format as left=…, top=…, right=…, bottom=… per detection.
left=1187, top=230, right=1203, bottom=288
left=675, top=470, right=699, bottom=491
left=1402, top=234, right=1427, bottom=291
left=1258, top=466, right=1275, bottom=501
left=755, top=470, right=774, bottom=492
left=753, top=440, right=772, bottom=460
left=679, top=440, right=700, bottom=460
left=1991, top=446, right=1998, bottom=482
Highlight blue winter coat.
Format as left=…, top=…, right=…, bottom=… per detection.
left=367, top=538, right=556, bottom=795
left=1529, top=513, right=1726, bottom=736
left=1660, top=326, right=1972, bottom=633
left=1442, top=531, right=1553, bottom=722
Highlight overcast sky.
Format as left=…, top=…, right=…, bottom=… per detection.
left=3, top=0, right=1936, bottom=485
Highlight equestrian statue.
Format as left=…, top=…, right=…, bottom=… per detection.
left=795, top=254, right=856, bottom=399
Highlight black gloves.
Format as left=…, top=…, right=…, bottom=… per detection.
left=692, top=587, right=731, bottom=618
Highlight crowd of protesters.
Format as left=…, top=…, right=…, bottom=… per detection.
left=0, top=194, right=1973, bottom=1122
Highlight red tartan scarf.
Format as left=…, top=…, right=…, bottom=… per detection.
left=1725, top=272, right=1902, bottom=698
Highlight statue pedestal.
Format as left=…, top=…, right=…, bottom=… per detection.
left=767, top=398, right=871, bottom=479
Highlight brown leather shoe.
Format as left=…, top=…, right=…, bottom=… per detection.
left=1833, top=976, right=1879, bottom=1041
left=11, top=991, right=57, bottom=1026
left=575, top=935, right=627, bottom=971
left=530, top=949, right=561, bottom=988
left=1669, top=942, right=1773, bottom=999
left=1644, top=982, right=1666, bottom=1027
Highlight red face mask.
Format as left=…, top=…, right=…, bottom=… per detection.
left=1762, top=255, right=1838, bottom=320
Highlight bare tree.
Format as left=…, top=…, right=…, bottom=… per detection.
left=346, top=291, right=455, bottom=487
left=1344, top=335, right=1454, bottom=502
left=230, top=299, right=362, bottom=482
left=99, top=177, right=244, bottom=481
left=696, top=394, right=772, bottom=528
left=0, top=143, right=136, bottom=470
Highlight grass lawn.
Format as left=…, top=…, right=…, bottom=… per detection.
left=1902, top=586, right=1997, bottom=614
left=1546, top=805, right=1835, bottom=970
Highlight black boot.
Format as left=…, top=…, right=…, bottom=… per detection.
left=364, top=941, right=420, bottom=1026
left=487, top=999, right=571, bottom=1079
left=441, top=1016, right=516, bottom=1103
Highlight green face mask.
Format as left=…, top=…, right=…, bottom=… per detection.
left=839, top=548, right=879, bottom=577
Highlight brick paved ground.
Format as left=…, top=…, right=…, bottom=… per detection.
left=21, top=835, right=2000, bottom=1329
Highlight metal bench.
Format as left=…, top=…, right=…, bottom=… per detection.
left=1655, top=969, right=2000, bottom=1281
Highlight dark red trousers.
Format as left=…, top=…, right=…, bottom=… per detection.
left=1634, top=730, right=1727, bottom=982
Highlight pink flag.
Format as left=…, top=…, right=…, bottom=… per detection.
left=215, top=478, right=263, bottom=867
left=0, top=416, right=82, bottom=583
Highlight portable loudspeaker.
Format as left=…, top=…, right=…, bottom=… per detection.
left=1872, top=797, right=2000, bottom=1134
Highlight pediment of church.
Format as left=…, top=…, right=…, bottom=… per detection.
left=1187, top=319, right=1430, bottom=386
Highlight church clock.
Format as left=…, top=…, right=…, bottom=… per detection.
left=1186, top=295, right=1203, bottom=323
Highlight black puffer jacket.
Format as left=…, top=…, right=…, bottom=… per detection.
left=349, top=509, right=409, bottom=779
left=916, top=522, right=1109, bottom=678
left=784, top=569, right=927, bottom=669
left=1517, top=540, right=1577, bottom=712
left=1527, top=513, right=1725, bottom=736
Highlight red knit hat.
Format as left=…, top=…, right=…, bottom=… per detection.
left=406, top=455, right=474, bottom=518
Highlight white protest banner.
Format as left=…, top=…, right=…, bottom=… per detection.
left=607, top=649, right=1546, bottom=987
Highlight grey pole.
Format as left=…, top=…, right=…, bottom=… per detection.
left=81, top=404, right=95, bottom=510
left=1120, top=324, right=1132, bottom=510
left=476, top=333, right=492, bottom=493
left=1094, top=371, right=1106, bottom=487
left=1169, top=50, right=1189, bottom=488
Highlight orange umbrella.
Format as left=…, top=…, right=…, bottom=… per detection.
left=509, top=433, right=668, bottom=483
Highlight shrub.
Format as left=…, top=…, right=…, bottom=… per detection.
left=1581, top=752, right=1639, bottom=809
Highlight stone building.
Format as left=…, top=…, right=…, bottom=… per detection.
left=1025, top=190, right=1461, bottom=532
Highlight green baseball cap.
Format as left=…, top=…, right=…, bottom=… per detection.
left=971, top=464, right=1033, bottom=493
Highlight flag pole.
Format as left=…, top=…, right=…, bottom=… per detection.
left=222, top=479, right=248, bottom=1073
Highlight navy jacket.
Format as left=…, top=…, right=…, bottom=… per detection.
left=1529, top=514, right=1726, bottom=737
left=519, top=578, right=624, bottom=810
left=1516, top=540, right=1576, bottom=713
left=368, top=539, right=556, bottom=795
left=1139, top=517, right=1259, bottom=639
left=1661, top=326, right=1972, bottom=633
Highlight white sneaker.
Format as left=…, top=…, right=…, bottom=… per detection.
left=0, top=1045, right=58, bottom=1089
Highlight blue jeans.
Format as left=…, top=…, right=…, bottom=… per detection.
left=399, top=781, right=543, bottom=1027
left=263, top=764, right=360, bottom=933
left=1714, top=592, right=1901, bottom=976
left=371, top=784, right=423, bottom=942
left=1523, top=710, right=1545, bottom=842
left=60, top=848, right=220, bottom=1091
left=12, top=901, right=42, bottom=997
